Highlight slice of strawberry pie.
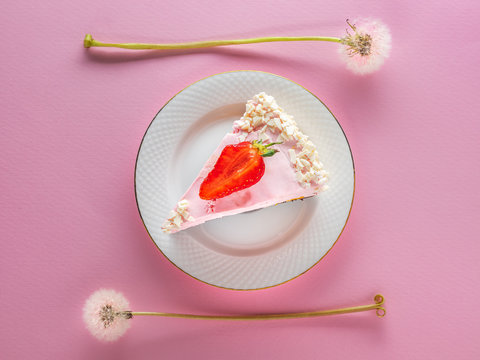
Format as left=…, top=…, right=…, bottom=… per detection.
left=162, top=92, right=328, bottom=234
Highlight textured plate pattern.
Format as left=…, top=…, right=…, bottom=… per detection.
left=135, top=71, right=354, bottom=290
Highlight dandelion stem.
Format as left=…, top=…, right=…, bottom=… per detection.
left=130, top=294, right=385, bottom=320
left=83, top=34, right=342, bottom=50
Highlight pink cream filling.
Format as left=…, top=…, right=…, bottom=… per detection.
left=170, top=130, right=319, bottom=233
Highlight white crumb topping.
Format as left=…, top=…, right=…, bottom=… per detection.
left=233, top=92, right=328, bottom=189
left=161, top=199, right=194, bottom=233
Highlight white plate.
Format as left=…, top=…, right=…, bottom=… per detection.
left=135, top=71, right=354, bottom=290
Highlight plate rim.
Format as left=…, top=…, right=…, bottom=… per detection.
left=134, top=70, right=355, bottom=291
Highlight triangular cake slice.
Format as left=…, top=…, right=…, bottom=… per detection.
left=162, top=93, right=328, bottom=234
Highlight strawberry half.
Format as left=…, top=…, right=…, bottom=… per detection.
left=199, top=140, right=281, bottom=200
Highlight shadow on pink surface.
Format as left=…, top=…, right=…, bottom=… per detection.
left=82, top=46, right=329, bottom=68
left=80, top=312, right=386, bottom=359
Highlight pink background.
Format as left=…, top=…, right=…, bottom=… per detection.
left=2, top=0, right=479, bottom=359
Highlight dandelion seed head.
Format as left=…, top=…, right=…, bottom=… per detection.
left=339, top=18, right=392, bottom=75
left=83, top=289, right=131, bottom=342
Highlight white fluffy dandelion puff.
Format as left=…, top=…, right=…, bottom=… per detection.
left=83, top=289, right=132, bottom=342
left=339, top=18, right=392, bottom=75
